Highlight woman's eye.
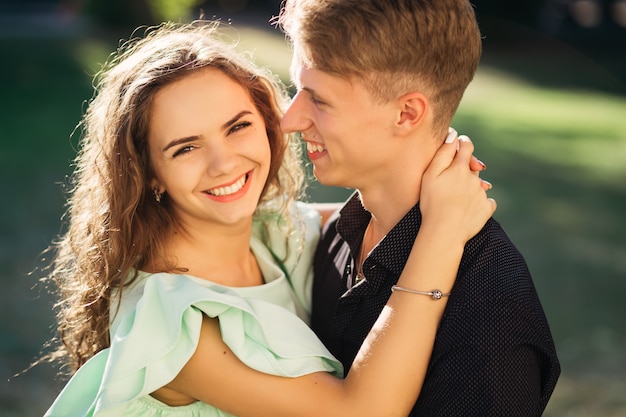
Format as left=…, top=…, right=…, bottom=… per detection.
left=172, top=145, right=196, bottom=157
left=229, top=121, right=252, bottom=135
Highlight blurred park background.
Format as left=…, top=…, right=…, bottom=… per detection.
left=0, top=0, right=625, bottom=415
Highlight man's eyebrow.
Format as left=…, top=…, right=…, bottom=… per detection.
left=161, top=110, right=253, bottom=153
left=301, top=86, right=327, bottom=101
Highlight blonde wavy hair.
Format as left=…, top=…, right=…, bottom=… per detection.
left=43, top=21, right=304, bottom=374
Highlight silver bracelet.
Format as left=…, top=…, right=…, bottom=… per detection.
left=391, top=285, right=451, bottom=300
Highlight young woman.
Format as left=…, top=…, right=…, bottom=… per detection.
left=43, top=21, right=495, bottom=417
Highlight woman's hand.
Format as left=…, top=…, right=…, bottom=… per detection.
left=419, top=130, right=497, bottom=245
left=451, top=127, right=490, bottom=190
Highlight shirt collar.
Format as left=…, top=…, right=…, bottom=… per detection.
left=337, top=192, right=423, bottom=278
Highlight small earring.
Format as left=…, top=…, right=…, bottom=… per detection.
left=153, top=187, right=162, bottom=203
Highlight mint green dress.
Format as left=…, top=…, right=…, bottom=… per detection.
left=44, top=203, right=343, bottom=417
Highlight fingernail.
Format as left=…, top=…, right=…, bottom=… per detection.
left=458, top=135, right=470, bottom=142
left=477, top=159, right=487, bottom=170
left=482, top=180, right=492, bottom=190
left=445, top=129, right=457, bottom=144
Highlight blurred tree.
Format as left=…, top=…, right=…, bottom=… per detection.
left=473, top=0, right=547, bottom=27
left=471, top=0, right=548, bottom=44
left=84, top=0, right=203, bottom=29
left=150, top=0, right=205, bottom=21
left=85, top=0, right=154, bottom=28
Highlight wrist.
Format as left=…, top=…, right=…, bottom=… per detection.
left=415, top=223, right=466, bottom=255
left=397, top=231, right=465, bottom=294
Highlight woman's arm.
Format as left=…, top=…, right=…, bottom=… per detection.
left=157, top=135, right=495, bottom=417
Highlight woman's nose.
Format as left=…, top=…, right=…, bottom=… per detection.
left=204, top=141, right=238, bottom=177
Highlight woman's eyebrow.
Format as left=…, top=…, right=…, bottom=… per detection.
left=221, top=110, right=253, bottom=130
left=161, top=110, right=253, bottom=152
left=162, top=135, right=200, bottom=153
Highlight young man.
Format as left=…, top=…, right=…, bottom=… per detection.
left=278, top=0, right=560, bottom=415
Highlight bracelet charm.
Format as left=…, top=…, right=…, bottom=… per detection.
left=391, top=285, right=451, bottom=300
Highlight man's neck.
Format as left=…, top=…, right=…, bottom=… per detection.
left=357, top=184, right=420, bottom=242
left=356, top=133, right=441, bottom=241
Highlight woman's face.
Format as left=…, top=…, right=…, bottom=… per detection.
left=148, top=68, right=271, bottom=229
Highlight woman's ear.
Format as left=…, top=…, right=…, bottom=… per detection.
left=150, top=179, right=164, bottom=203
left=150, top=178, right=161, bottom=192
left=395, top=91, right=428, bottom=135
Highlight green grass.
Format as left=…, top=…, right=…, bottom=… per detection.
left=1, top=26, right=625, bottom=416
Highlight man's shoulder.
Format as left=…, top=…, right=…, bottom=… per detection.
left=470, top=217, right=517, bottom=248
left=464, top=217, right=528, bottom=268
left=457, top=217, right=539, bottom=300
left=436, top=217, right=557, bottom=354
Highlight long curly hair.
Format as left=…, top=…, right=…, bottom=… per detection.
left=43, top=21, right=304, bottom=374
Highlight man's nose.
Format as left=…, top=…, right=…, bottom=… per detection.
left=281, top=91, right=309, bottom=134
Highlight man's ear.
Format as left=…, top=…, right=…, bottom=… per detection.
left=395, top=91, right=428, bottom=135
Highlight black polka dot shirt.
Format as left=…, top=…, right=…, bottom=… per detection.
left=312, top=193, right=560, bottom=416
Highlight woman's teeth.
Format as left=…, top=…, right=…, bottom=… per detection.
left=207, top=175, right=246, bottom=196
left=307, top=142, right=326, bottom=153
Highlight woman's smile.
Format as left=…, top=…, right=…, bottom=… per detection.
left=203, top=172, right=252, bottom=201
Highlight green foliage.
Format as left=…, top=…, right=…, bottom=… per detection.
left=84, top=0, right=204, bottom=28
left=149, top=0, right=205, bottom=21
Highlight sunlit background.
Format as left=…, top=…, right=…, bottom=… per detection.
left=1, top=1, right=625, bottom=416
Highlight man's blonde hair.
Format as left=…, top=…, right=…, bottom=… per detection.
left=278, top=0, right=482, bottom=133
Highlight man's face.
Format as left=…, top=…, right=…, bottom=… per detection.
left=281, top=56, right=400, bottom=191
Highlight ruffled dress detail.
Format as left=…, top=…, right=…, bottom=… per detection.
left=44, top=203, right=343, bottom=417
